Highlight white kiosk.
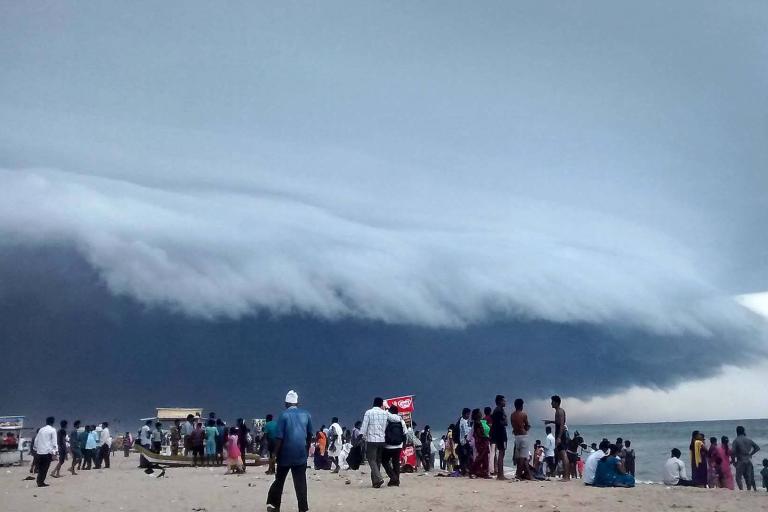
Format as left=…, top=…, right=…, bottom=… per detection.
left=0, top=416, right=25, bottom=466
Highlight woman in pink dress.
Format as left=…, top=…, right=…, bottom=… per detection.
left=226, top=427, right=243, bottom=474
left=717, top=436, right=735, bottom=490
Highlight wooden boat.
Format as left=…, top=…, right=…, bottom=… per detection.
left=135, top=443, right=268, bottom=467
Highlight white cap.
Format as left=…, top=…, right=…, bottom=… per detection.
left=285, top=390, right=299, bottom=404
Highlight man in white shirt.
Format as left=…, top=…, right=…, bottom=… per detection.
left=99, top=422, right=111, bottom=469
left=327, top=418, right=343, bottom=473
left=361, top=397, right=389, bottom=488
left=33, top=417, right=58, bottom=487
left=583, top=440, right=610, bottom=485
left=138, top=419, right=153, bottom=469
left=458, top=408, right=471, bottom=475
left=663, top=448, right=696, bottom=486
left=140, top=420, right=152, bottom=448
left=182, top=414, right=196, bottom=456
left=543, top=426, right=556, bottom=476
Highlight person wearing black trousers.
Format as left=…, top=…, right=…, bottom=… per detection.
left=33, top=417, right=58, bottom=487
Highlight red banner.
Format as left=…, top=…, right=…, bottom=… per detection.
left=384, top=395, right=414, bottom=413
left=401, top=445, right=417, bottom=470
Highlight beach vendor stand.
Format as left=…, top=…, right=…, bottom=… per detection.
left=383, top=396, right=417, bottom=471
left=0, top=416, right=25, bottom=466
left=144, top=408, right=203, bottom=455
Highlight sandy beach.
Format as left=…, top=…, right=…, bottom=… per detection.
left=2, top=454, right=765, bottom=512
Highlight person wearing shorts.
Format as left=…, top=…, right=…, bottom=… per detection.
left=490, top=395, right=508, bottom=479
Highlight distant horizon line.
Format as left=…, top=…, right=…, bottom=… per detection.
left=572, top=416, right=767, bottom=427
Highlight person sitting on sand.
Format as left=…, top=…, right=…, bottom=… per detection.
left=584, top=439, right=610, bottom=485
left=664, top=448, right=696, bottom=486
left=593, top=444, right=635, bottom=488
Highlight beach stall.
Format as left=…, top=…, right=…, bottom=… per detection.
left=0, top=416, right=25, bottom=466
left=154, top=407, right=203, bottom=422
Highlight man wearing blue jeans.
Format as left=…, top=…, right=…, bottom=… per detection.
left=267, top=390, right=313, bottom=512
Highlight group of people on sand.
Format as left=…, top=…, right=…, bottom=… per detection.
left=26, top=417, right=123, bottom=487
left=664, top=426, right=765, bottom=491
left=24, top=392, right=768, bottom=512
left=136, top=414, right=258, bottom=474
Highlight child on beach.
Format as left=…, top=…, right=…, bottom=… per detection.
left=761, top=459, right=768, bottom=491
left=226, top=427, right=243, bottom=474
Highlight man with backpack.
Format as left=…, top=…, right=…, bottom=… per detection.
left=382, top=405, right=407, bottom=486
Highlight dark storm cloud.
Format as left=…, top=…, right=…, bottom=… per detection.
left=0, top=244, right=764, bottom=429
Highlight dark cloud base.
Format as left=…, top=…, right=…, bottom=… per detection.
left=0, top=243, right=759, bottom=432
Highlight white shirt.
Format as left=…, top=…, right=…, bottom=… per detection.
left=584, top=449, right=608, bottom=485
left=140, top=425, right=151, bottom=445
left=327, top=422, right=343, bottom=456
left=34, top=425, right=58, bottom=455
left=543, top=433, right=556, bottom=457
left=361, top=407, right=389, bottom=443
left=459, top=418, right=471, bottom=445
left=663, top=457, right=688, bottom=485
left=100, top=427, right=110, bottom=446
left=439, top=439, right=446, bottom=451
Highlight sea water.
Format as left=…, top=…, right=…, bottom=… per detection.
left=526, top=418, right=768, bottom=483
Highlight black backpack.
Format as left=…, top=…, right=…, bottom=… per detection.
left=384, top=420, right=405, bottom=446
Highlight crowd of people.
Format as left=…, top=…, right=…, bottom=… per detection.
left=22, top=391, right=767, bottom=512
left=25, top=417, right=123, bottom=487
left=663, top=426, right=764, bottom=491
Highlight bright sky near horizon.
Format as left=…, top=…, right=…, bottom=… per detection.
left=1, top=2, right=766, bottom=424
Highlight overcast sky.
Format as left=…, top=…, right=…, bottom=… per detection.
left=1, top=1, right=766, bottom=425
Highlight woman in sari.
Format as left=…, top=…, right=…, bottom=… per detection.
left=707, top=437, right=720, bottom=488
left=717, top=436, right=735, bottom=490
left=593, top=444, right=635, bottom=487
left=469, top=409, right=491, bottom=478
left=313, top=430, right=329, bottom=470
left=444, top=427, right=458, bottom=472
left=690, top=431, right=708, bottom=487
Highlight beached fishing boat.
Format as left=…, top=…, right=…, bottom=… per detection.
left=135, top=443, right=268, bottom=467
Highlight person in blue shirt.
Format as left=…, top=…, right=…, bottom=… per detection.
left=263, top=413, right=278, bottom=475
left=267, top=390, right=313, bottom=512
